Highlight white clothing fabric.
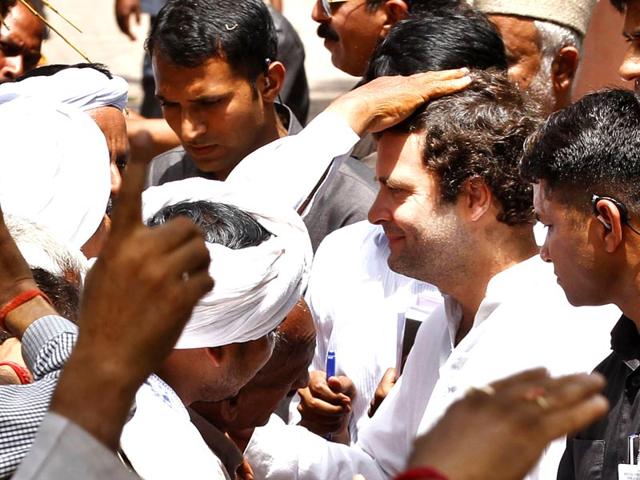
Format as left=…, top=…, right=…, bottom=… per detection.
left=121, top=375, right=229, bottom=479
left=0, top=98, right=111, bottom=250
left=13, top=412, right=138, bottom=480
left=288, top=220, right=442, bottom=443
left=247, top=255, right=619, bottom=479
left=142, top=178, right=313, bottom=349
left=0, top=67, right=128, bottom=112
left=226, top=111, right=360, bottom=217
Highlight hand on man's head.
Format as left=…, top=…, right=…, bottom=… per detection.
left=326, top=69, right=472, bottom=136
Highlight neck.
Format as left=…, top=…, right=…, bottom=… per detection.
left=157, top=352, right=198, bottom=406
left=448, top=225, right=538, bottom=345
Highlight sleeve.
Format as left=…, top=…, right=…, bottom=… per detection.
left=21, top=315, right=78, bottom=381
left=225, top=111, right=360, bottom=215
left=13, top=412, right=139, bottom=480
left=246, top=415, right=387, bottom=480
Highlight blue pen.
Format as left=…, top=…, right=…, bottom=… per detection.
left=325, top=350, right=336, bottom=441
left=326, top=350, right=336, bottom=379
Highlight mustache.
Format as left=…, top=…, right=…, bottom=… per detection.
left=317, top=23, right=339, bottom=42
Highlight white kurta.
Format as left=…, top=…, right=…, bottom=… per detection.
left=288, top=220, right=443, bottom=442
left=246, top=255, right=619, bottom=479
left=120, top=376, right=230, bottom=480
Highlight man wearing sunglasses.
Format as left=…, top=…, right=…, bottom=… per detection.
left=312, top=0, right=456, bottom=77
left=521, top=88, right=640, bottom=479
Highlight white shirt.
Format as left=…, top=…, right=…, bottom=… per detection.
left=289, top=220, right=442, bottom=442
left=120, top=376, right=230, bottom=480
left=246, top=255, right=619, bottom=479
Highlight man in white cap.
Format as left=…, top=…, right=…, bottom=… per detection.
left=473, top=0, right=596, bottom=113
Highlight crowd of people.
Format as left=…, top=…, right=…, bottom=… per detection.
left=1, top=0, right=640, bottom=478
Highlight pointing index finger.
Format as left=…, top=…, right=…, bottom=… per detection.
left=109, top=158, right=147, bottom=234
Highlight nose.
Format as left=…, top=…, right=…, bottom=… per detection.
left=619, top=45, right=640, bottom=88
left=180, top=109, right=206, bottom=144
left=293, top=370, right=310, bottom=391
left=368, top=190, right=390, bottom=226
left=312, top=0, right=329, bottom=22
left=539, top=236, right=552, bottom=263
left=0, top=55, right=24, bottom=81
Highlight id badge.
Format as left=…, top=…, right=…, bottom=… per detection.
left=619, top=464, right=640, bottom=479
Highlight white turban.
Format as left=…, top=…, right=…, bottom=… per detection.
left=0, top=66, right=128, bottom=112
left=142, top=178, right=313, bottom=349
left=0, top=98, right=111, bottom=250
left=473, top=0, right=596, bottom=36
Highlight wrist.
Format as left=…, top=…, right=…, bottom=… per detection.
left=2, top=292, right=55, bottom=338
left=396, top=467, right=449, bottom=480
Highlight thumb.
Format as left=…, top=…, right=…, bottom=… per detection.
left=328, top=376, right=356, bottom=399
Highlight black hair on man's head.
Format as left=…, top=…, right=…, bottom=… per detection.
left=389, top=70, right=542, bottom=226
left=365, top=0, right=461, bottom=12
left=521, top=88, right=640, bottom=213
left=147, top=201, right=272, bottom=249
left=147, top=0, right=277, bottom=80
left=365, top=7, right=506, bottom=82
left=16, top=62, right=113, bottom=81
left=32, top=268, right=80, bottom=323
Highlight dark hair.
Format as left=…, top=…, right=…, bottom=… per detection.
left=390, top=70, right=541, bottom=225
left=521, top=88, right=640, bottom=212
left=32, top=267, right=80, bottom=323
left=147, top=201, right=272, bottom=249
left=16, top=62, right=113, bottom=81
left=364, top=8, right=506, bottom=82
left=365, top=0, right=461, bottom=12
left=147, top=0, right=277, bottom=81
left=610, top=0, right=626, bottom=12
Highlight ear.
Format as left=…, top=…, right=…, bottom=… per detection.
left=551, top=46, right=579, bottom=100
left=259, top=60, right=286, bottom=103
left=593, top=199, right=624, bottom=253
left=206, top=346, right=224, bottom=367
left=380, top=0, right=410, bottom=37
left=461, top=177, right=493, bottom=222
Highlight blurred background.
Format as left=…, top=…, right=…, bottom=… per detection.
left=41, top=0, right=632, bottom=119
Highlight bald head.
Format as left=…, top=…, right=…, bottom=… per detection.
left=193, top=299, right=316, bottom=430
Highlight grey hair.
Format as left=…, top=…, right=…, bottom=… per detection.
left=529, top=20, right=583, bottom=111
left=5, top=215, right=87, bottom=283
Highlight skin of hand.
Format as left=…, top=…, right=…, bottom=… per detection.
left=325, top=69, right=472, bottom=136
left=368, top=367, right=397, bottom=418
left=115, top=0, right=141, bottom=41
left=297, top=370, right=355, bottom=442
left=49, top=155, right=214, bottom=451
left=408, top=368, right=608, bottom=480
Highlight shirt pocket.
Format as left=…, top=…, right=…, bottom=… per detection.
left=572, top=439, right=605, bottom=480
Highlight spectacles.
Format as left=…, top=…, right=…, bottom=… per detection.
left=591, top=194, right=640, bottom=236
left=321, top=0, right=348, bottom=17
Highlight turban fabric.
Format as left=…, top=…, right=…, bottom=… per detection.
left=0, top=67, right=128, bottom=112
left=142, top=178, right=313, bottom=349
left=0, top=98, right=111, bottom=250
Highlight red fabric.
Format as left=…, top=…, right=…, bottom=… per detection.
left=0, top=361, right=33, bottom=384
left=0, top=289, right=52, bottom=330
left=395, top=467, right=449, bottom=480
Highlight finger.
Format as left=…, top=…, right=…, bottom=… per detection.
left=165, top=235, right=211, bottom=280
left=298, top=389, right=349, bottom=416
left=109, top=158, right=147, bottom=234
left=410, top=68, right=470, bottom=83
left=134, top=7, right=141, bottom=25
left=534, top=373, right=606, bottom=410
left=539, top=395, right=608, bottom=440
left=328, top=376, right=356, bottom=399
left=421, top=76, right=473, bottom=103
left=150, top=217, right=204, bottom=254
left=381, top=367, right=397, bottom=386
left=180, top=270, right=215, bottom=311
left=309, top=374, right=351, bottom=404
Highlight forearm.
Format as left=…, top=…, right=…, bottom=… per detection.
left=49, top=346, right=140, bottom=452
